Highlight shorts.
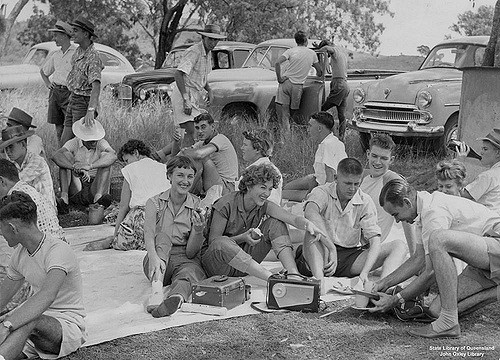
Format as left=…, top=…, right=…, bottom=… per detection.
left=295, top=244, right=367, bottom=278
left=23, top=310, right=86, bottom=359
left=276, top=79, right=303, bottom=109
left=47, top=85, right=71, bottom=125
left=64, top=93, right=90, bottom=127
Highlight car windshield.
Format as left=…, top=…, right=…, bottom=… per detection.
left=22, top=48, right=49, bottom=67
left=242, top=46, right=287, bottom=70
left=162, top=49, right=186, bottom=68
left=420, top=43, right=486, bottom=69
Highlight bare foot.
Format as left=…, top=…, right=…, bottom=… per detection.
left=83, top=236, right=114, bottom=251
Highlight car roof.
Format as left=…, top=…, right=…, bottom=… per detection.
left=171, top=41, right=254, bottom=51
left=255, top=38, right=322, bottom=49
left=31, top=41, right=134, bottom=69
left=436, top=36, right=490, bottom=47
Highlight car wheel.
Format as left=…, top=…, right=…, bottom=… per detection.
left=222, top=104, right=258, bottom=125
left=434, top=114, right=458, bottom=156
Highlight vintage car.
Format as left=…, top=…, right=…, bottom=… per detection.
left=116, top=41, right=255, bottom=104
left=349, top=36, right=489, bottom=151
left=0, top=41, right=135, bottom=90
left=208, top=39, right=405, bottom=125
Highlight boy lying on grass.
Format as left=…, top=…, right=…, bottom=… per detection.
left=202, top=163, right=324, bottom=281
left=143, top=156, right=207, bottom=317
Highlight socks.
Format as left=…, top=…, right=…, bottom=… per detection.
left=431, top=307, right=458, bottom=332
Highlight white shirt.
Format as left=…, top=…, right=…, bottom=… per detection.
left=41, top=44, right=76, bottom=86
left=465, top=161, right=500, bottom=214
left=313, top=132, right=347, bottom=185
left=281, top=46, right=318, bottom=84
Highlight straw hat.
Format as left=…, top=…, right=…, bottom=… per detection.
left=48, top=20, right=73, bottom=37
left=72, top=118, right=105, bottom=141
left=0, top=126, right=35, bottom=150
left=69, top=16, right=97, bottom=38
left=197, top=24, right=226, bottom=39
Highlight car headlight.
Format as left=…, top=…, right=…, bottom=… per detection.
left=139, top=89, right=147, bottom=100
left=417, top=90, right=432, bottom=109
left=353, top=88, right=365, bottom=103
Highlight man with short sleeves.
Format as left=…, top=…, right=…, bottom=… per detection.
left=40, top=21, right=75, bottom=144
left=295, top=158, right=405, bottom=291
left=0, top=192, right=86, bottom=359
left=60, top=16, right=103, bottom=146
left=52, top=119, right=116, bottom=209
left=1, top=108, right=44, bottom=158
left=275, top=30, right=322, bottom=135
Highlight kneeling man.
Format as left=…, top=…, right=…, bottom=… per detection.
left=0, top=192, right=86, bottom=359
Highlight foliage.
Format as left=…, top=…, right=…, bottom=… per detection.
left=483, top=0, right=500, bottom=66
left=450, top=4, right=494, bottom=36
left=199, top=0, right=393, bottom=53
left=417, top=45, right=430, bottom=57
left=16, top=0, right=142, bottom=67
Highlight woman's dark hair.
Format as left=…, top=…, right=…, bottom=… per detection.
left=117, top=139, right=151, bottom=162
left=238, top=163, right=280, bottom=194
left=166, top=155, right=197, bottom=177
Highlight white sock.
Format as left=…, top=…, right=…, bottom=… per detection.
left=431, top=307, right=458, bottom=332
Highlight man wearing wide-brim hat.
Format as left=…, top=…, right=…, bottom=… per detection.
left=153, top=24, right=226, bottom=162
left=40, top=20, right=76, bottom=145
left=1, top=107, right=44, bottom=157
left=52, top=118, right=116, bottom=209
left=456, top=127, right=500, bottom=214
left=0, top=125, right=56, bottom=208
left=60, top=15, right=104, bottom=147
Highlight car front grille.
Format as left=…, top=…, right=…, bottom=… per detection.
left=355, top=102, right=430, bottom=125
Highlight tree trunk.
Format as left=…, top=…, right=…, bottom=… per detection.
left=0, top=0, right=29, bottom=55
left=155, top=0, right=188, bottom=69
left=483, top=0, right=500, bottom=66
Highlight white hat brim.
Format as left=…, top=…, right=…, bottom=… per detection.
left=72, top=118, right=105, bottom=141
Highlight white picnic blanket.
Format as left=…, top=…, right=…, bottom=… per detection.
left=67, top=225, right=354, bottom=346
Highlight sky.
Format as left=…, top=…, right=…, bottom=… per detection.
left=1, top=0, right=498, bottom=55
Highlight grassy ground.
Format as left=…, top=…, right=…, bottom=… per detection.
left=2, top=83, right=499, bottom=359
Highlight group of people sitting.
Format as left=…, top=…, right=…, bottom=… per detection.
left=0, top=102, right=500, bottom=359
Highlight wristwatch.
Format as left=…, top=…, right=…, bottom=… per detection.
left=395, top=292, right=405, bottom=305
left=2, top=320, right=13, bottom=332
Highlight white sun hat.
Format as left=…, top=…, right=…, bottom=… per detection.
left=72, top=118, right=105, bottom=141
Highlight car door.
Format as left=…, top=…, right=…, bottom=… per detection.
left=297, top=51, right=327, bottom=123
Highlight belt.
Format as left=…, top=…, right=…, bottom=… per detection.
left=53, top=84, right=68, bottom=89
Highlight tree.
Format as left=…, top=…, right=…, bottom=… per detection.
left=199, top=0, right=393, bottom=53
left=417, top=45, right=430, bottom=57
left=483, top=0, right=500, bottom=66
left=450, top=5, right=493, bottom=36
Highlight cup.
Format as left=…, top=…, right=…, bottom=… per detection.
left=88, top=204, right=104, bottom=225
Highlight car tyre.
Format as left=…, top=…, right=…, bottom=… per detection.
left=434, top=114, right=458, bottom=156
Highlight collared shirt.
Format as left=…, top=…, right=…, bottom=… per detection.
left=67, top=43, right=103, bottom=96
left=177, top=41, right=212, bottom=92
left=14, top=151, right=56, bottom=208
left=415, top=191, right=500, bottom=254
left=464, top=161, right=500, bottom=214
left=208, top=191, right=268, bottom=245
left=7, top=234, right=85, bottom=322
left=63, top=138, right=113, bottom=178
left=144, top=190, right=200, bottom=246
left=9, top=181, right=65, bottom=242
left=305, top=183, right=381, bottom=248
left=314, top=132, right=347, bottom=185
left=27, top=135, right=45, bottom=158
left=238, top=157, right=282, bottom=205
left=41, top=44, right=76, bottom=86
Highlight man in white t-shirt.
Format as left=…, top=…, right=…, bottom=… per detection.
left=180, top=113, right=238, bottom=196
left=275, top=31, right=322, bottom=135
left=0, top=191, right=86, bottom=359
left=283, top=111, right=346, bottom=202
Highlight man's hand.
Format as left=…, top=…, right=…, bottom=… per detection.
left=359, top=271, right=369, bottom=285
left=277, top=76, right=288, bottom=84
left=83, top=110, right=95, bottom=127
left=304, top=220, right=326, bottom=239
left=323, top=248, right=337, bottom=276
left=455, top=141, right=470, bottom=158
left=183, top=98, right=193, bottom=115
left=368, top=292, right=398, bottom=313
left=148, top=253, right=166, bottom=281
left=46, top=81, right=55, bottom=90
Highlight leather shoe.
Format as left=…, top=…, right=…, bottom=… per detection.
left=408, top=324, right=460, bottom=338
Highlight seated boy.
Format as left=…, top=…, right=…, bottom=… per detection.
left=360, top=133, right=414, bottom=262
left=52, top=119, right=116, bottom=210
left=0, top=192, right=86, bottom=359
left=457, top=128, right=500, bottom=214
left=295, top=158, right=406, bottom=289
left=1, top=107, right=45, bottom=157
left=143, top=156, right=207, bottom=317
left=283, top=112, right=346, bottom=202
